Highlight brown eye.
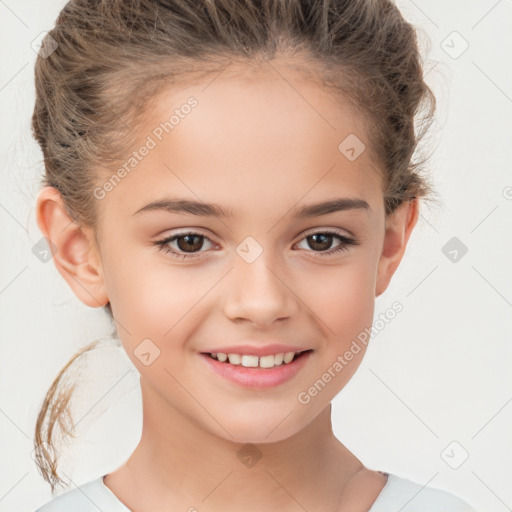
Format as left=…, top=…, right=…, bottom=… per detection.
left=306, top=233, right=335, bottom=252
left=155, top=231, right=215, bottom=259
left=295, top=230, right=358, bottom=256
left=175, top=234, right=205, bottom=253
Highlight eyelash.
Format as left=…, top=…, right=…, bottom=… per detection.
left=154, top=229, right=359, bottom=260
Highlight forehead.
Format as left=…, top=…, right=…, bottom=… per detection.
left=97, top=60, right=384, bottom=222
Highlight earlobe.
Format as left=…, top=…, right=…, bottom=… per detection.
left=375, top=198, right=419, bottom=297
left=35, top=186, right=109, bottom=308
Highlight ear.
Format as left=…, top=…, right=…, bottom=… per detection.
left=35, top=186, right=109, bottom=308
left=375, top=197, right=419, bottom=297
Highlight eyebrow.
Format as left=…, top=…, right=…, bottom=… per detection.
left=132, top=197, right=370, bottom=218
left=293, top=197, right=370, bottom=218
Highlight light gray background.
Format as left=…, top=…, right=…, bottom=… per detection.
left=1, top=1, right=511, bottom=511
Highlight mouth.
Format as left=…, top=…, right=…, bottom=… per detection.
left=199, top=349, right=314, bottom=389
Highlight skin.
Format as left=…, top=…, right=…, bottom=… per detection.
left=36, top=58, right=418, bottom=512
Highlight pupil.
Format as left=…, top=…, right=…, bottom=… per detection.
left=178, top=234, right=203, bottom=252
left=309, top=234, right=332, bottom=251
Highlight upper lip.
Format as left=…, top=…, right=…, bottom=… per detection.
left=200, top=344, right=311, bottom=357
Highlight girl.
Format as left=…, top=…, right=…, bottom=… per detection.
left=31, top=0, right=476, bottom=510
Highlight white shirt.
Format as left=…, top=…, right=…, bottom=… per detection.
left=34, top=472, right=476, bottom=511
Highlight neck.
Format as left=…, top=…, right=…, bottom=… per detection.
left=108, top=378, right=363, bottom=512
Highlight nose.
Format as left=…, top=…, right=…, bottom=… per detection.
left=222, top=251, right=298, bottom=327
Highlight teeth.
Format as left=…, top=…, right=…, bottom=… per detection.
left=241, top=355, right=259, bottom=367
left=283, top=352, right=295, bottom=364
left=259, top=355, right=275, bottom=368
left=227, top=353, right=241, bottom=365
left=211, top=351, right=302, bottom=368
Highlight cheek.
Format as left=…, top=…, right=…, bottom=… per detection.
left=300, top=259, right=376, bottom=387
left=103, top=250, right=212, bottom=351
left=301, top=258, right=376, bottom=333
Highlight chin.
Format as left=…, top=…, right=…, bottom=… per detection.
left=207, top=414, right=305, bottom=446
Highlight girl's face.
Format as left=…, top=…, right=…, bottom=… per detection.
left=84, top=62, right=416, bottom=443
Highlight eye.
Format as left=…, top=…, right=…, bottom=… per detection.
left=154, top=231, right=215, bottom=259
left=295, top=229, right=359, bottom=256
left=154, top=229, right=359, bottom=260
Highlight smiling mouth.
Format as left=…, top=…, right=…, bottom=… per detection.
left=201, top=349, right=313, bottom=369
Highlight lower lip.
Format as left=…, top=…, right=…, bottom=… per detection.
left=200, top=351, right=313, bottom=389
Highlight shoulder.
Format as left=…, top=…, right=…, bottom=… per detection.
left=34, top=475, right=131, bottom=512
left=369, top=473, right=476, bottom=512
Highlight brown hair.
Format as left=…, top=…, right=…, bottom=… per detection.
left=32, top=0, right=437, bottom=492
